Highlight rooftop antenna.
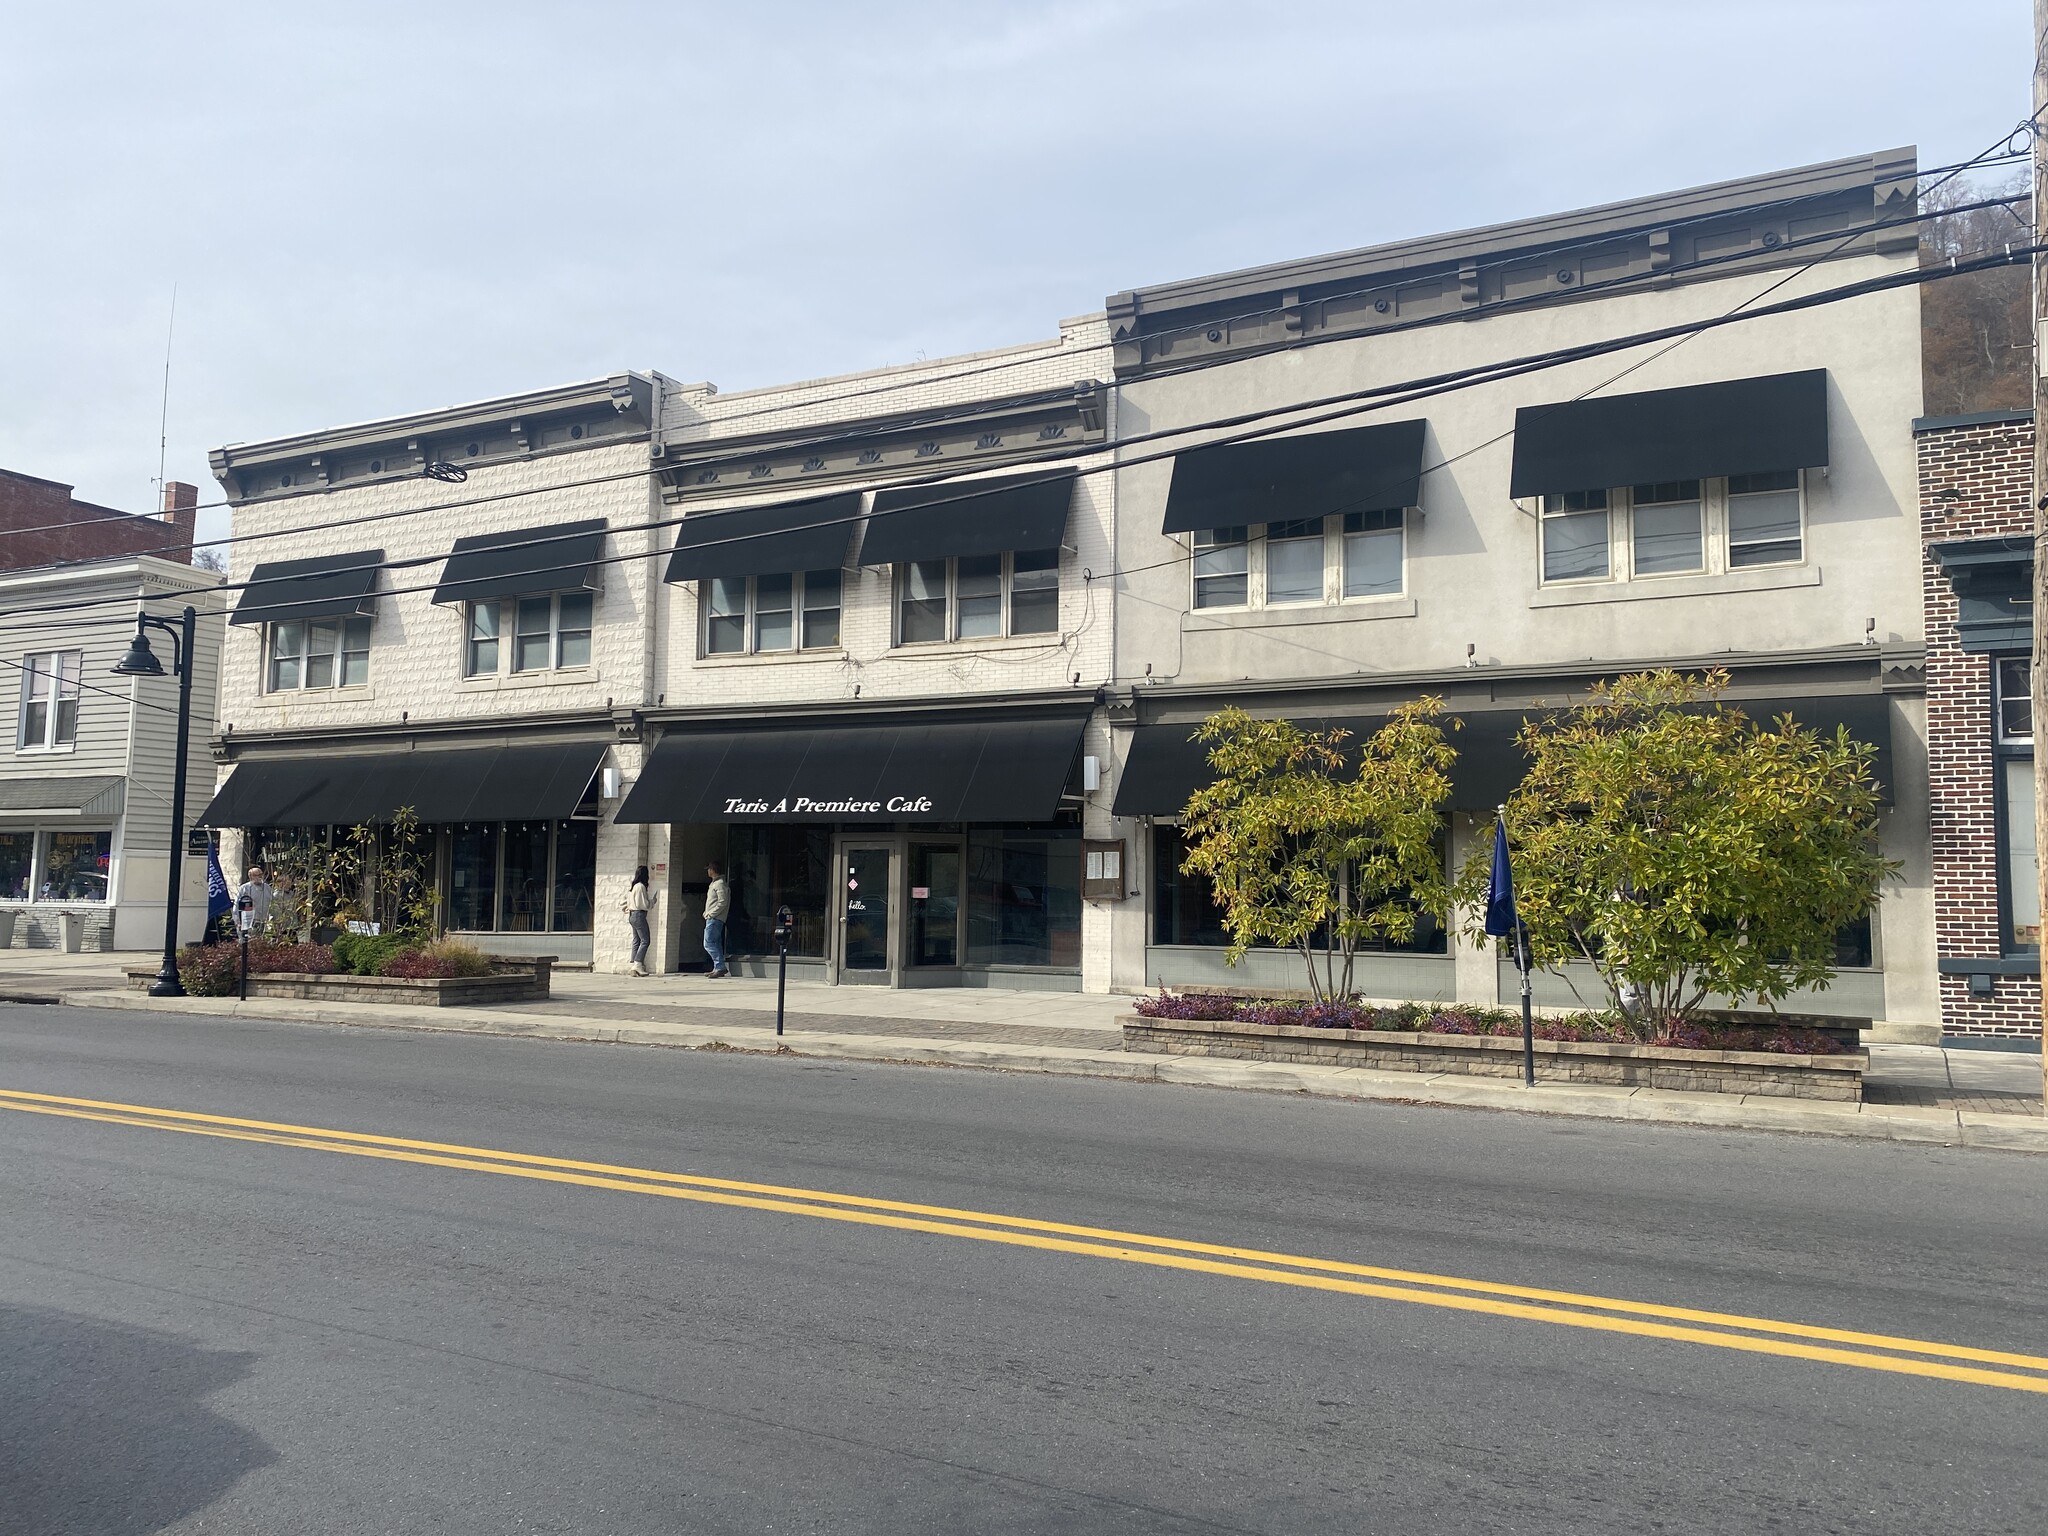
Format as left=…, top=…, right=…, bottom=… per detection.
left=153, top=283, right=177, bottom=502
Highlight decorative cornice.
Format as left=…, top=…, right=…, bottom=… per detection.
left=657, top=384, right=1105, bottom=505
left=1106, top=147, right=1917, bottom=379
left=209, top=372, right=656, bottom=505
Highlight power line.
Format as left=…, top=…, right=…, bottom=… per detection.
left=0, top=244, right=2032, bottom=634
left=7, top=173, right=2020, bottom=564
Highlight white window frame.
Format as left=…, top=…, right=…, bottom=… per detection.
left=265, top=618, right=371, bottom=694
left=701, top=571, right=844, bottom=658
left=1995, top=656, right=2037, bottom=953
left=17, top=650, right=81, bottom=751
left=1189, top=514, right=1409, bottom=611
left=465, top=593, right=593, bottom=677
left=1537, top=474, right=1807, bottom=587
left=892, top=552, right=1063, bottom=645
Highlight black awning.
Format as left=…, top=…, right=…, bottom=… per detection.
left=197, top=741, right=605, bottom=827
left=616, top=709, right=1091, bottom=825
left=1931, top=537, right=2033, bottom=653
left=1508, top=369, right=1829, bottom=498
left=664, top=492, right=860, bottom=584
left=430, top=519, right=609, bottom=605
left=1115, top=691, right=1894, bottom=816
left=858, top=470, right=1076, bottom=566
left=1162, top=420, right=1427, bottom=534
left=231, top=549, right=383, bottom=627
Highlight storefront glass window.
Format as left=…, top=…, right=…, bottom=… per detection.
left=41, top=830, right=111, bottom=902
left=449, top=824, right=499, bottom=931
left=0, top=831, right=32, bottom=900
left=964, top=826, right=1080, bottom=968
left=552, top=821, right=597, bottom=932
left=1149, top=825, right=1446, bottom=953
left=500, top=821, right=550, bottom=931
left=725, top=826, right=830, bottom=957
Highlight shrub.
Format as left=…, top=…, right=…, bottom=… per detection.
left=175, top=943, right=241, bottom=996
left=249, top=940, right=337, bottom=975
left=332, top=932, right=408, bottom=976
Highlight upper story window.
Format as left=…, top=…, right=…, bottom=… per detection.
left=895, top=552, right=1059, bottom=644
left=1540, top=475, right=1804, bottom=586
left=18, top=651, right=80, bottom=750
left=1191, top=513, right=1407, bottom=611
left=704, top=571, right=842, bottom=656
left=1998, top=656, right=2033, bottom=743
left=466, top=593, right=592, bottom=678
left=267, top=618, right=370, bottom=693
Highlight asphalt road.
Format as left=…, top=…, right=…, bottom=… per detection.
left=0, top=1003, right=2043, bottom=1535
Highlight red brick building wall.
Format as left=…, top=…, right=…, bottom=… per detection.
left=1917, top=412, right=2040, bottom=1040
left=0, top=470, right=195, bottom=570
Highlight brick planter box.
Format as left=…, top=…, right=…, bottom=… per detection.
left=1121, top=1016, right=1865, bottom=1101
left=128, top=957, right=555, bottom=1008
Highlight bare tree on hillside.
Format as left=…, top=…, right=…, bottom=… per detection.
left=1920, top=172, right=2031, bottom=416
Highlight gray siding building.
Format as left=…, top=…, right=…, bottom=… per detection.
left=2, top=555, right=224, bottom=952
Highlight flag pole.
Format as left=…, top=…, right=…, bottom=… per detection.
left=1517, top=913, right=1535, bottom=1087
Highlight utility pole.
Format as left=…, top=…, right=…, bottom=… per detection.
left=2034, top=0, right=2048, bottom=1103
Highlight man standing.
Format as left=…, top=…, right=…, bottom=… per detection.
left=234, top=866, right=273, bottom=938
left=703, top=862, right=730, bottom=978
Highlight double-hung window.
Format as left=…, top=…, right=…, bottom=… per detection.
left=894, top=552, right=1061, bottom=643
left=1193, top=515, right=1409, bottom=609
left=1191, top=528, right=1250, bottom=609
left=1727, top=471, right=1804, bottom=567
left=465, top=593, right=592, bottom=677
left=1996, top=656, right=2038, bottom=952
left=18, top=651, right=80, bottom=749
left=704, top=571, right=843, bottom=656
left=267, top=619, right=370, bottom=692
left=1539, top=475, right=1805, bottom=585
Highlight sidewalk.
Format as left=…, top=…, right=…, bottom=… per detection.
left=6, top=952, right=2043, bottom=1152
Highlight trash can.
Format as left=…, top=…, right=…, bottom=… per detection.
left=56, top=911, right=84, bottom=953
left=0, top=910, right=16, bottom=950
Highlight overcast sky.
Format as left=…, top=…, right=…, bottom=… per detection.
left=0, top=1, right=2027, bottom=545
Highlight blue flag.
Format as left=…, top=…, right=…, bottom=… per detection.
left=205, top=840, right=231, bottom=924
left=1483, top=814, right=1517, bottom=939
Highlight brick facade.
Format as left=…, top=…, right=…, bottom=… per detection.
left=1918, top=412, right=2042, bottom=1040
left=1, top=471, right=196, bottom=569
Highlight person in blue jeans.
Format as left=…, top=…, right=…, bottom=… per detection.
left=703, top=861, right=730, bottom=978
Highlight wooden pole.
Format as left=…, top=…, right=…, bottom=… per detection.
left=2033, top=0, right=2048, bottom=1102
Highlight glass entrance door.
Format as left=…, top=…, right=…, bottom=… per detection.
left=838, top=843, right=897, bottom=984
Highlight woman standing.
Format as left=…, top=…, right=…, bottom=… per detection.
left=626, top=865, right=655, bottom=976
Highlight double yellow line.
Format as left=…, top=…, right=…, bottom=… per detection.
left=5, top=1085, right=2046, bottom=1395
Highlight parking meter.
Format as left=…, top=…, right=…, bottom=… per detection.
left=235, top=895, right=253, bottom=1001
left=773, top=905, right=794, bottom=1036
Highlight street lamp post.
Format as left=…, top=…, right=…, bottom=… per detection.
left=112, top=605, right=198, bottom=998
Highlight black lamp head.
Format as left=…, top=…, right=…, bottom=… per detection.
left=110, top=623, right=165, bottom=677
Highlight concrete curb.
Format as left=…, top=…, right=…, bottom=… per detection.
left=51, top=990, right=2048, bottom=1153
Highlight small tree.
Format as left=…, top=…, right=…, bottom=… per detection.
left=1463, top=669, right=1896, bottom=1028
left=1179, top=701, right=1457, bottom=1002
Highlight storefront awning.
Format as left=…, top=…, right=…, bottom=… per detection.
left=430, top=519, right=609, bottom=605
left=616, top=709, right=1091, bottom=824
left=231, top=549, right=383, bottom=627
left=0, top=775, right=126, bottom=818
left=664, top=492, right=860, bottom=583
left=1162, top=420, right=1427, bottom=534
left=858, top=470, right=1077, bottom=566
left=1931, top=537, right=2032, bottom=653
left=197, top=741, right=605, bottom=828
left=1114, top=693, right=1895, bottom=816
left=1508, top=370, right=1829, bottom=498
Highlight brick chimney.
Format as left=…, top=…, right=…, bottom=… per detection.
left=161, top=480, right=198, bottom=564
